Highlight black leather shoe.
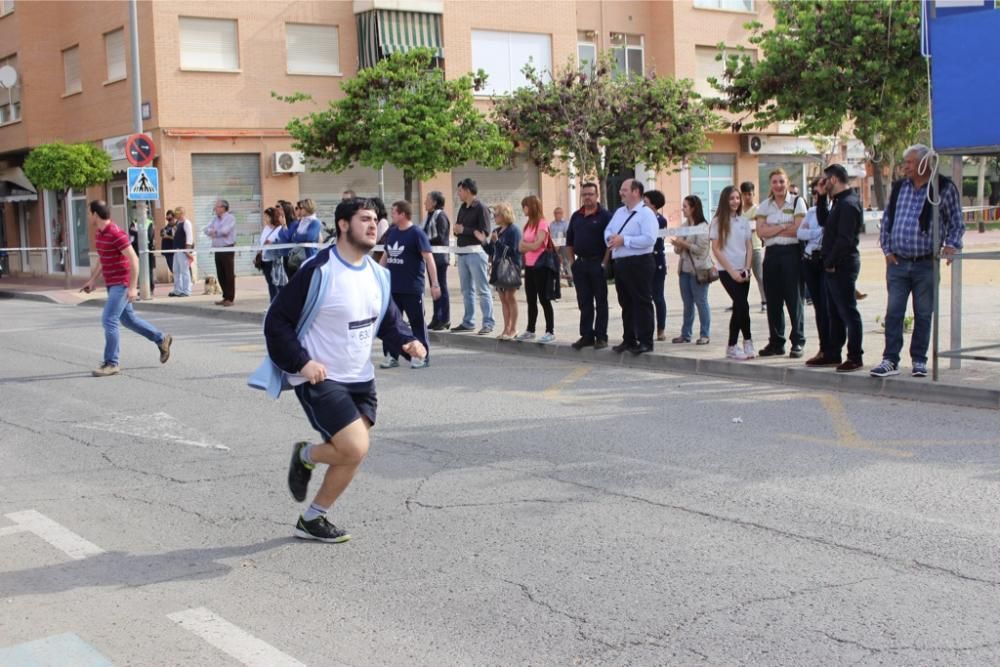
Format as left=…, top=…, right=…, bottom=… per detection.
left=758, top=345, right=786, bottom=357
left=628, top=343, right=653, bottom=355
left=789, top=345, right=804, bottom=359
left=427, top=320, right=441, bottom=331
left=593, top=339, right=609, bottom=350
left=611, top=342, right=630, bottom=353
left=571, top=337, right=594, bottom=350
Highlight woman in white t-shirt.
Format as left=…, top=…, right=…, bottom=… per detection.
left=259, top=207, right=285, bottom=302
left=710, top=186, right=755, bottom=360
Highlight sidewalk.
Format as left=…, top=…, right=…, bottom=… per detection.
left=3, top=236, right=999, bottom=409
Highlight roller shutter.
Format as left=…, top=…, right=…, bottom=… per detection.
left=451, top=159, right=540, bottom=225
left=191, top=154, right=262, bottom=277
left=297, top=165, right=406, bottom=224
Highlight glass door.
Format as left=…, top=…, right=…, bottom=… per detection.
left=69, top=189, right=90, bottom=271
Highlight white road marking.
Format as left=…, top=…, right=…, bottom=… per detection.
left=77, top=411, right=230, bottom=451
left=168, top=607, right=305, bottom=667
left=2, top=510, right=105, bottom=560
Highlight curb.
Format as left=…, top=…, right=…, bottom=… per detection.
left=6, top=288, right=998, bottom=410
left=76, top=297, right=266, bottom=325
left=428, top=331, right=1000, bottom=411
left=0, top=290, right=63, bottom=305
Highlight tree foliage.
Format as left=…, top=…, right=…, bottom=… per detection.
left=712, top=0, right=926, bottom=205
left=283, top=47, right=512, bottom=201
left=23, top=142, right=112, bottom=193
left=493, top=52, right=720, bottom=197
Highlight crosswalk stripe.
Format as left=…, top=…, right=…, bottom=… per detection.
left=2, top=510, right=104, bottom=560
left=168, top=608, right=305, bottom=667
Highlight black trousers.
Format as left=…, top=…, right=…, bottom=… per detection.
left=613, top=254, right=655, bottom=347
left=571, top=258, right=608, bottom=341
left=432, top=254, right=450, bottom=325
left=719, top=271, right=751, bottom=346
left=763, top=245, right=805, bottom=349
left=801, top=256, right=832, bottom=357
left=825, top=254, right=864, bottom=363
left=384, top=292, right=428, bottom=361
left=162, top=240, right=174, bottom=273
left=523, top=266, right=554, bottom=334
left=214, top=247, right=236, bottom=302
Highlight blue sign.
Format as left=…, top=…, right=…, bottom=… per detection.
left=925, top=0, right=1000, bottom=154
left=126, top=167, right=159, bottom=201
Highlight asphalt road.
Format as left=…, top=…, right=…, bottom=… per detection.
left=2, top=299, right=1000, bottom=666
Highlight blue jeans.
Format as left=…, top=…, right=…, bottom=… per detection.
left=457, top=251, right=494, bottom=329
left=678, top=271, right=711, bottom=339
left=102, top=285, right=164, bottom=365
left=882, top=257, right=934, bottom=364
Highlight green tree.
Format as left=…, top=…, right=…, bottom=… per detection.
left=23, top=142, right=112, bottom=251
left=493, top=52, right=720, bottom=198
left=712, top=0, right=926, bottom=207
left=282, top=47, right=512, bottom=202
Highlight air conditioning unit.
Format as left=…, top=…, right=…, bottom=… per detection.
left=273, top=151, right=305, bottom=174
left=740, top=134, right=767, bottom=155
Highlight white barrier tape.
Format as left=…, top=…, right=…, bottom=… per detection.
left=0, top=247, right=69, bottom=252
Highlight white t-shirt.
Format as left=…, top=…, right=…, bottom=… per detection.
left=755, top=195, right=807, bottom=247
left=259, top=226, right=282, bottom=260
left=710, top=215, right=752, bottom=271
left=288, top=251, right=382, bottom=385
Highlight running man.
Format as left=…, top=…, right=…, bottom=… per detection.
left=81, top=200, right=173, bottom=377
left=249, top=198, right=425, bottom=543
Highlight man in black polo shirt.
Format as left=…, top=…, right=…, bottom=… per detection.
left=566, top=182, right=612, bottom=349
left=451, top=178, right=495, bottom=334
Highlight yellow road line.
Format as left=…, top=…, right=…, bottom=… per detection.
left=542, top=366, right=591, bottom=399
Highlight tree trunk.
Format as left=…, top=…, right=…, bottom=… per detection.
left=403, top=174, right=414, bottom=204
left=872, top=165, right=887, bottom=210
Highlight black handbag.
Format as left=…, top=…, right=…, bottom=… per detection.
left=491, top=244, right=521, bottom=289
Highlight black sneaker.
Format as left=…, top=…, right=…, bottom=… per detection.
left=571, top=337, right=594, bottom=350
left=611, top=342, right=630, bottom=353
left=789, top=344, right=804, bottom=359
left=287, top=441, right=314, bottom=502
left=758, top=345, right=786, bottom=357
left=294, top=515, right=351, bottom=543
left=450, top=323, right=475, bottom=332
left=593, top=339, right=609, bottom=350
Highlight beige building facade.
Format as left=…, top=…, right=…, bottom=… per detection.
left=0, top=0, right=848, bottom=279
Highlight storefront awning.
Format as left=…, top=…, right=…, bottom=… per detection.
left=0, top=166, right=37, bottom=202
left=356, top=9, right=443, bottom=70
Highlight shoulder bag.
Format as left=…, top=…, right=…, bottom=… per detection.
left=686, top=248, right=719, bottom=285
left=602, top=211, right=638, bottom=281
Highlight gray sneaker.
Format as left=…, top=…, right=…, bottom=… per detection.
left=537, top=332, right=555, bottom=344
left=92, top=363, right=120, bottom=377
left=911, top=361, right=928, bottom=377
left=477, top=326, right=493, bottom=335
left=379, top=356, right=399, bottom=369
left=514, top=331, right=535, bottom=341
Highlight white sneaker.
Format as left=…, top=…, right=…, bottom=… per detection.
left=537, top=332, right=555, bottom=344
left=514, top=331, right=535, bottom=341
left=379, top=355, right=399, bottom=369
left=726, top=345, right=749, bottom=360
left=410, top=357, right=428, bottom=369
left=742, top=340, right=756, bottom=359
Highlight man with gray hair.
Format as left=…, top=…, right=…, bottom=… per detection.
left=870, top=144, right=964, bottom=378
left=204, top=199, right=237, bottom=306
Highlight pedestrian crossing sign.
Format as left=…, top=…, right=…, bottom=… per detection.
left=127, top=166, right=159, bottom=201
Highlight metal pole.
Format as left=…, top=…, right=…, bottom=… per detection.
left=950, top=156, right=964, bottom=370
left=63, top=246, right=70, bottom=289
left=129, top=0, right=150, bottom=301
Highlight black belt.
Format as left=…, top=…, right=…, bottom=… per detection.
left=896, top=253, right=933, bottom=262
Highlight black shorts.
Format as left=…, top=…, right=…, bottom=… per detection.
left=293, top=379, right=377, bottom=441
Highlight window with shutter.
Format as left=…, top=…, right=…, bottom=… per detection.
left=105, top=28, right=126, bottom=82
left=179, top=17, right=240, bottom=71
left=63, top=46, right=81, bottom=95
left=285, top=23, right=340, bottom=76
left=695, top=45, right=755, bottom=98
left=0, top=54, right=19, bottom=124
left=471, top=30, right=551, bottom=96
left=0, top=0, right=13, bottom=17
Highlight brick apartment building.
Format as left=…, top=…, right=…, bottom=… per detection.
left=0, top=0, right=863, bottom=280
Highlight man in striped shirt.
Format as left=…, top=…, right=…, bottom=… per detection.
left=871, top=144, right=964, bottom=378
left=81, top=200, right=173, bottom=377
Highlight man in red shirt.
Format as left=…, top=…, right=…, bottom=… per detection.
left=81, top=200, right=173, bottom=377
